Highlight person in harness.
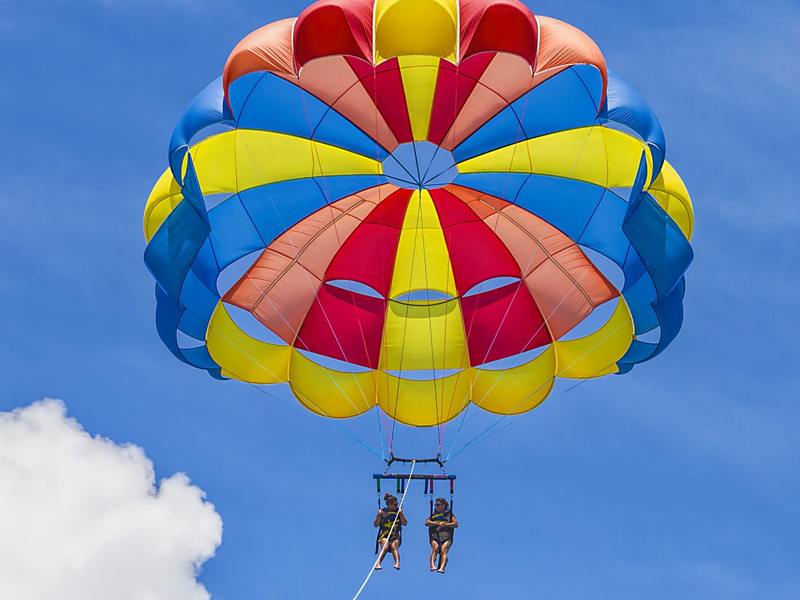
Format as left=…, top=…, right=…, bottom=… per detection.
left=425, top=497, right=458, bottom=573
left=374, top=493, right=407, bottom=570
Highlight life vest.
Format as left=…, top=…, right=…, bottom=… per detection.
left=375, top=508, right=403, bottom=553
left=428, top=510, right=454, bottom=541
left=378, top=508, right=403, bottom=540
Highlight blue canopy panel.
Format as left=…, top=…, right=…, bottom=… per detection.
left=576, top=190, right=630, bottom=266
left=147, top=172, right=387, bottom=374
left=154, top=285, right=222, bottom=375
left=449, top=170, right=689, bottom=371
left=622, top=243, right=647, bottom=283
left=454, top=173, right=607, bottom=243
left=155, top=285, right=192, bottom=365
left=180, top=155, right=210, bottom=226
left=452, top=65, right=604, bottom=163
left=144, top=199, right=210, bottom=300
left=623, top=192, right=694, bottom=302
left=191, top=239, right=222, bottom=293
left=237, top=174, right=385, bottom=246
left=206, top=174, right=385, bottom=282
left=145, top=199, right=224, bottom=374
left=208, top=195, right=266, bottom=271
left=180, top=346, right=221, bottom=371
left=601, top=69, right=666, bottom=177
left=178, top=269, right=220, bottom=339
left=313, top=174, right=387, bottom=204
left=453, top=172, right=531, bottom=203
left=228, top=72, right=388, bottom=160
left=618, top=277, right=685, bottom=371
left=169, top=77, right=234, bottom=183
left=621, top=262, right=659, bottom=330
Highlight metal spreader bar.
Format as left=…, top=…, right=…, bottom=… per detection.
left=373, top=474, right=456, bottom=481
left=385, top=455, right=445, bottom=469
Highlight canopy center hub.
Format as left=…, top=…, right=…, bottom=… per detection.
left=382, top=142, right=458, bottom=190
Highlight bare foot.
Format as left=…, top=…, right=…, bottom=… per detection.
left=393, top=565, right=400, bottom=570
left=374, top=565, right=382, bottom=571
left=437, top=568, right=445, bottom=574
left=430, top=567, right=436, bottom=571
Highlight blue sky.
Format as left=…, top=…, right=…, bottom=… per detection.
left=1, top=0, right=799, bottom=598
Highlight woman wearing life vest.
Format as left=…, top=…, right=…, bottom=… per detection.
left=374, top=493, right=407, bottom=570
left=425, top=497, right=458, bottom=573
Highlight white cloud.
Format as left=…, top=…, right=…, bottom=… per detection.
left=0, top=399, right=223, bottom=600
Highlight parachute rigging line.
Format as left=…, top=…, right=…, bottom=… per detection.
left=144, top=0, right=694, bottom=463
left=446, top=299, right=657, bottom=460
left=439, top=117, right=605, bottom=458
left=235, top=134, right=377, bottom=418
left=437, top=77, right=536, bottom=450
left=299, top=84, right=381, bottom=416
left=440, top=262, right=597, bottom=456
left=168, top=212, right=386, bottom=460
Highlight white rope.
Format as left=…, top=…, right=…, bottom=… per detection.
left=351, top=460, right=416, bottom=600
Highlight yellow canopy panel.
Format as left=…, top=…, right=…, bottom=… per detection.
left=458, top=126, right=654, bottom=190
left=374, top=0, right=459, bottom=63
left=289, top=350, right=377, bottom=418
left=206, top=302, right=291, bottom=384
left=376, top=369, right=471, bottom=426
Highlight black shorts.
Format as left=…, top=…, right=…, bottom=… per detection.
left=430, top=535, right=453, bottom=548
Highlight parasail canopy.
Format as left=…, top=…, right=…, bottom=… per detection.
left=144, top=0, right=694, bottom=429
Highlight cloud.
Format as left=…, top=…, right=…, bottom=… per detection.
left=0, top=399, right=223, bottom=600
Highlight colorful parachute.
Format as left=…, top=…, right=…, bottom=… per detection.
left=144, top=0, right=694, bottom=428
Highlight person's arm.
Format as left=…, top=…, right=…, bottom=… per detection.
left=374, top=510, right=383, bottom=527
left=424, top=516, right=436, bottom=527
left=448, top=514, right=459, bottom=528
left=399, top=510, right=408, bottom=526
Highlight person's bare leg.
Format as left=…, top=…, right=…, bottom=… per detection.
left=390, top=539, right=401, bottom=569
left=437, top=540, right=452, bottom=573
left=429, top=540, right=440, bottom=571
left=375, top=539, right=389, bottom=570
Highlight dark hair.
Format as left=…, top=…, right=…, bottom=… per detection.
left=434, top=497, right=449, bottom=509
left=384, top=493, right=398, bottom=505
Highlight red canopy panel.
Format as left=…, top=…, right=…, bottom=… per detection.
left=295, top=283, right=386, bottom=368
left=459, top=0, right=538, bottom=65
left=465, top=196, right=619, bottom=341
left=461, top=281, right=551, bottom=365
left=294, top=0, right=375, bottom=70
left=224, top=188, right=390, bottom=345
left=430, top=188, right=521, bottom=296
left=323, top=188, right=412, bottom=297
left=298, top=56, right=399, bottom=151
left=346, top=57, right=414, bottom=144
left=440, top=16, right=608, bottom=149
left=427, top=54, right=494, bottom=146
left=220, top=5, right=607, bottom=147
left=438, top=53, right=533, bottom=150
